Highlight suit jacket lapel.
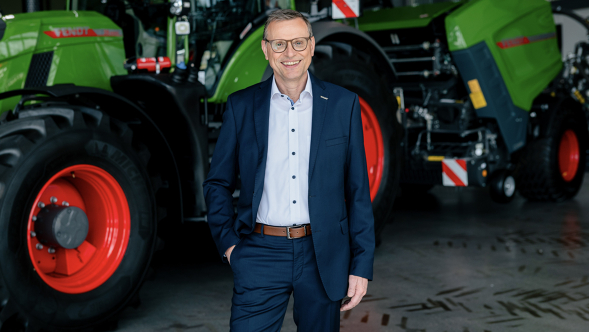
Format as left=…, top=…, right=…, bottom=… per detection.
left=308, top=73, right=328, bottom=183
left=252, top=76, right=272, bottom=225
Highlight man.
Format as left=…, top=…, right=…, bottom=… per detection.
left=203, top=9, right=375, bottom=331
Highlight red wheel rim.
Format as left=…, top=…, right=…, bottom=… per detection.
left=558, top=129, right=580, bottom=182
left=27, top=165, right=131, bottom=294
left=359, top=97, right=385, bottom=201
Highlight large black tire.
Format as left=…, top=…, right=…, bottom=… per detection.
left=515, top=104, right=588, bottom=201
left=311, top=42, right=402, bottom=243
left=0, top=104, right=159, bottom=331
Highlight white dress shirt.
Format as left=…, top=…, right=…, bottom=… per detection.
left=256, top=73, right=313, bottom=226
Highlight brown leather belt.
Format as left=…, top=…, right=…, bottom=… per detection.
left=254, top=223, right=312, bottom=239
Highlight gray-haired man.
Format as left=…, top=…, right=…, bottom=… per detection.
left=203, top=9, right=374, bottom=331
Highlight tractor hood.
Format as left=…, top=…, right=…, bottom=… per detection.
left=0, top=11, right=121, bottom=62
left=357, top=1, right=465, bottom=32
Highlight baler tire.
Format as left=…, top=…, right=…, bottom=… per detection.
left=0, top=105, right=159, bottom=331
left=515, top=106, right=588, bottom=201
left=312, top=43, right=402, bottom=244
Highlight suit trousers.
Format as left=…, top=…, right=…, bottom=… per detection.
left=230, top=228, right=342, bottom=331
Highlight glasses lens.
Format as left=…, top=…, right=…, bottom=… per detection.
left=271, top=40, right=287, bottom=52
left=292, top=38, right=308, bottom=51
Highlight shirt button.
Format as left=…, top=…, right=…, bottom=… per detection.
left=291, top=129, right=295, bottom=132
left=293, top=200, right=296, bottom=204
left=281, top=95, right=284, bottom=97
left=292, top=175, right=296, bottom=179
left=291, top=107, right=294, bottom=110
left=292, top=152, right=296, bottom=155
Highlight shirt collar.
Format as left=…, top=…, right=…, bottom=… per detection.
left=271, top=71, right=313, bottom=101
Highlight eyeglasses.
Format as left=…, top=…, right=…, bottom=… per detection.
left=264, top=37, right=312, bottom=53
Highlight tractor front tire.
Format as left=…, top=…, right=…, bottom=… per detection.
left=516, top=105, right=588, bottom=201
left=0, top=105, right=158, bottom=331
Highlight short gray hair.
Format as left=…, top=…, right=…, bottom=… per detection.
left=263, top=9, right=313, bottom=40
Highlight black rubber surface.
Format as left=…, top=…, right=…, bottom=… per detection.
left=0, top=105, right=159, bottom=331
left=515, top=103, right=588, bottom=201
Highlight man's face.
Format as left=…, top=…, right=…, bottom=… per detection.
left=261, top=18, right=315, bottom=85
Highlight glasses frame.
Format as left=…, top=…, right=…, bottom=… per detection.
left=263, top=36, right=313, bottom=53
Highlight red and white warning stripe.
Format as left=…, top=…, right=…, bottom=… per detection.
left=332, top=0, right=359, bottom=19
left=442, top=159, right=468, bottom=187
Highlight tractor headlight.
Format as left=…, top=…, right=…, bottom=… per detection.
left=170, top=0, right=183, bottom=16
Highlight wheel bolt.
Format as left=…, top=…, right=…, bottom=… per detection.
left=32, top=216, right=37, bottom=222
left=62, top=201, right=69, bottom=206
left=30, top=231, right=36, bottom=237
left=36, top=243, right=43, bottom=250
left=50, top=197, right=58, bottom=204
left=48, top=247, right=56, bottom=254
left=38, top=202, right=45, bottom=208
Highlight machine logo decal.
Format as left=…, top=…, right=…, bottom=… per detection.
left=496, top=32, right=556, bottom=49
left=43, top=27, right=122, bottom=38
left=442, top=159, right=468, bottom=187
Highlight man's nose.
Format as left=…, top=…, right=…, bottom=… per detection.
left=284, top=42, right=297, bottom=57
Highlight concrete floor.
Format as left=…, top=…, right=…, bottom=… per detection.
left=116, top=178, right=589, bottom=332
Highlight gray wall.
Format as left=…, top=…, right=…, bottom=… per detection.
left=554, top=8, right=589, bottom=59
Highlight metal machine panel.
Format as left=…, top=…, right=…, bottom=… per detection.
left=452, top=41, right=528, bottom=153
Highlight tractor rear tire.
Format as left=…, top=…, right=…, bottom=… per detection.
left=0, top=105, right=159, bottom=331
left=312, top=42, right=402, bottom=244
left=515, top=105, right=588, bottom=201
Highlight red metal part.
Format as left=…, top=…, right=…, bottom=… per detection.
left=136, top=57, right=172, bottom=72
left=558, top=129, right=580, bottom=182
left=27, top=165, right=131, bottom=294
left=359, top=97, right=385, bottom=201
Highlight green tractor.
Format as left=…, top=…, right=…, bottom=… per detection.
left=0, top=0, right=588, bottom=330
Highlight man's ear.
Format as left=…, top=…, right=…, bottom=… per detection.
left=261, top=40, right=269, bottom=60
left=310, top=36, right=315, bottom=57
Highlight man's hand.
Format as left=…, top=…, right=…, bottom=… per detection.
left=226, top=245, right=236, bottom=265
left=340, top=275, right=368, bottom=311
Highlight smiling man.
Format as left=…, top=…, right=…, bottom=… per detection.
left=203, top=9, right=375, bottom=331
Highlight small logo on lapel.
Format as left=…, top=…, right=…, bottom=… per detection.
left=320, top=96, right=328, bottom=100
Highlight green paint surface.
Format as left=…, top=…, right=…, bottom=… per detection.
left=358, top=1, right=463, bottom=32
left=446, top=0, right=562, bottom=110
left=208, top=26, right=268, bottom=103
left=0, top=11, right=126, bottom=114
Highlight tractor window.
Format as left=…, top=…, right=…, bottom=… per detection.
left=70, top=1, right=168, bottom=59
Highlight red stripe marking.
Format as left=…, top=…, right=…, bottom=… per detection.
left=333, top=0, right=356, bottom=18
left=497, top=34, right=555, bottom=49
left=456, top=159, right=467, bottom=172
left=442, top=163, right=466, bottom=187
left=497, top=37, right=529, bottom=49
left=44, top=28, right=99, bottom=38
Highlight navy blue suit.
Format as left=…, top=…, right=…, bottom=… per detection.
left=203, top=73, right=375, bottom=330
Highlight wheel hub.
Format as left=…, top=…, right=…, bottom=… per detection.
left=503, top=175, right=516, bottom=197
left=35, top=206, right=89, bottom=249
left=27, top=164, right=131, bottom=294
left=558, top=129, right=580, bottom=182
left=359, top=97, right=384, bottom=201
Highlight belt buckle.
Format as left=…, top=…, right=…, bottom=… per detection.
left=286, top=225, right=306, bottom=239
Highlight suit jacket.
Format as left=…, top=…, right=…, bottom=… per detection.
left=203, top=73, right=375, bottom=301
